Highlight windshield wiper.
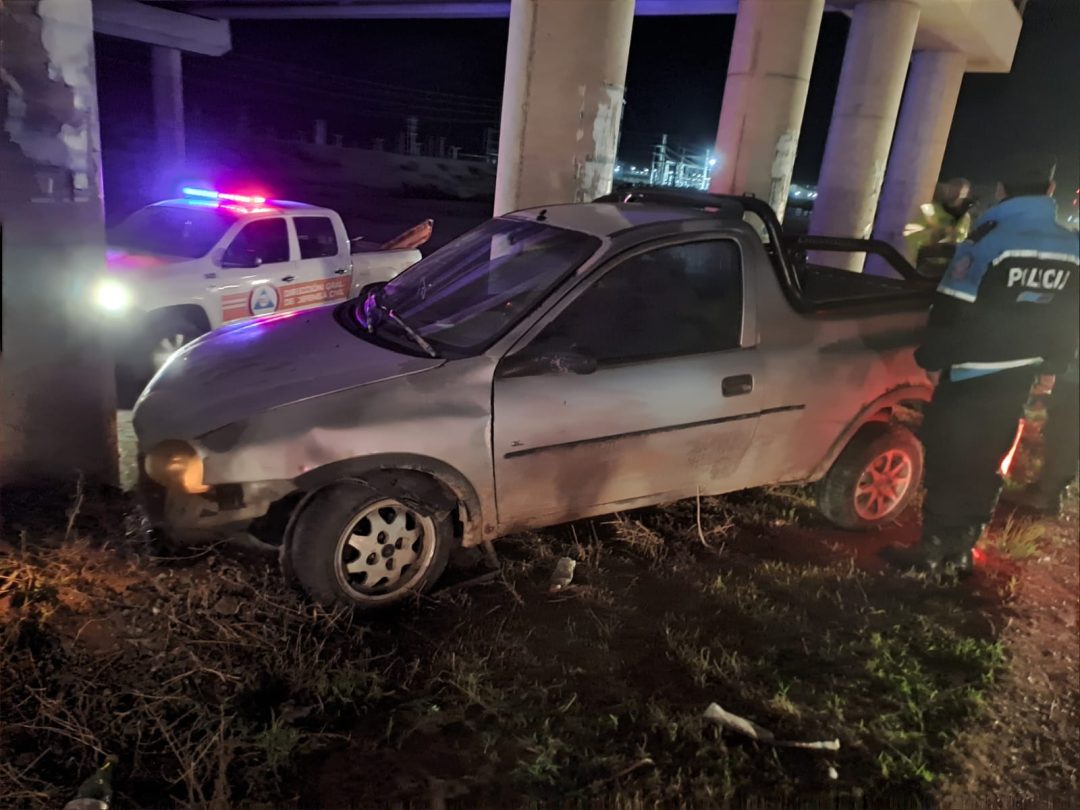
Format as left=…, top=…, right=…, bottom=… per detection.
left=363, top=291, right=438, bottom=359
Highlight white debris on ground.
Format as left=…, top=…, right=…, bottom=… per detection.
left=548, top=557, right=577, bottom=592
left=702, top=702, right=840, bottom=751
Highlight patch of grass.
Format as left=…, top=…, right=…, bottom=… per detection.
left=606, top=513, right=666, bottom=560
left=3, top=482, right=1036, bottom=808
left=252, top=714, right=302, bottom=775
left=988, top=515, right=1047, bottom=561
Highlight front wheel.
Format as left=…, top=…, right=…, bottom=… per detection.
left=816, top=425, right=923, bottom=530
left=284, top=478, right=455, bottom=609
left=116, top=313, right=205, bottom=408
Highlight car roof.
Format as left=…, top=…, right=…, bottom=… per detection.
left=503, top=201, right=742, bottom=237
left=155, top=199, right=325, bottom=213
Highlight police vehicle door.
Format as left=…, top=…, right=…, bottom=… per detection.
left=288, top=215, right=353, bottom=312
left=217, top=217, right=296, bottom=322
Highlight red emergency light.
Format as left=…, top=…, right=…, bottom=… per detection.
left=182, top=187, right=268, bottom=206
left=998, top=419, right=1025, bottom=478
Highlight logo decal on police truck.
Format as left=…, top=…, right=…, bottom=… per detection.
left=249, top=284, right=280, bottom=316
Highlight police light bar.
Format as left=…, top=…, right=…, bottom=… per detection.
left=182, top=187, right=267, bottom=206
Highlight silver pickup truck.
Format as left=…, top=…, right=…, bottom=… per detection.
left=133, top=192, right=935, bottom=608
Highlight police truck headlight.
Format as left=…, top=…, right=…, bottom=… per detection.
left=95, top=279, right=132, bottom=312
left=145, top=440, right=210, bottom=494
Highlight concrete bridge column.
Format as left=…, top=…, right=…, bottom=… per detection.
left=809, top=0, right=920, bottom=270
left=709, top=0, right=825, bottom=221
left=871, top=50, right=967, bottom=268
left=152, top=45, right=185, bottom=166
left=1, top=0, right=117, bottom=487
left=494, top=0, right=635, bottom=215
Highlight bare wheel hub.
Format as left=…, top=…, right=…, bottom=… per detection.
left=335, top=498, right=436, bottom=601
left=853, top=448, right=913, bottom=522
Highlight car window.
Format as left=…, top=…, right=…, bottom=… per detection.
left=356, top=218, right=599, bottom=356
left=529, top=240, right=743, bottom=365
left=223, top=218, right=290, bottom=266
left=108, top=205, right=237, bottom=258
left=295, top=216, right=339, bottom=260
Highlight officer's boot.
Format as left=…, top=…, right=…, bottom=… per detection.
left=882, top=523, right=982, bottom=577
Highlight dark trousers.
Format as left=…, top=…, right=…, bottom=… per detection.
left=921, top=369, right=1035, bottom=546
left=1042, top=376, right=1080, bottom=497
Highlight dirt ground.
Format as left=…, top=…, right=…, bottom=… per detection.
left=936, top=507, right=1079, bottom=807
left=2, top=479, right=1076, bottom=809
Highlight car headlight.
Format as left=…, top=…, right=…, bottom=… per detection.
left=145, top=440, right=209, bottom=493
left=95, top=279, right=132, bottom=312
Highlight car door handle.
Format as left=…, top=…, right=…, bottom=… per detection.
left=281, top=275, right=296, bottom=283
left=722, top=374, right=753, bottom=397
left=335, top=267, right=350, bottom=275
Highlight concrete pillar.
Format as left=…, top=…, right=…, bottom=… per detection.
left=152, top=46, right=185, bottom=164
left=808, top=0, right=920, bottom=270
left=709, top=0, right=825, bottom=221
left=1, top=0, right=117, bottom=487
left=494, top=0, right=635, bottom=215
left=871, top=50, right=966, bottom=264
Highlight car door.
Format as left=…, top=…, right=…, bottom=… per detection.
left=492, top=237, right=764, bottom=530
left=284, top=215, right=353, bottom=313
left=217, top=217, right=296, bottom=323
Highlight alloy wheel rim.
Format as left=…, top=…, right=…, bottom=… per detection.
left=334, top=499, right=436, bottom=602
left=853, top=449, right=913, bottom=522
left=152, top=334, right=187, bottom=369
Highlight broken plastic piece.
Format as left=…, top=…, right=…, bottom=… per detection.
left=64, top=801, right=108, bottom=810
left=549, top=557, right=577, bottom=592
left=702, top=703, right=840, bottom=751
left=702, top=702, right=774, bottom=741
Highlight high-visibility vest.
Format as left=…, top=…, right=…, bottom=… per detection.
left=903, top=201, right=971, bottom=257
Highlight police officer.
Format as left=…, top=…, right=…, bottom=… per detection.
left=884, top=164, right=1079, bottom=573
left=904, top=177, right=975, bottom=278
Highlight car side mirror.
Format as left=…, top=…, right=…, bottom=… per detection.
left=358, top=280, right=388, bottom=299
left=499, top=350, right=597, bottom=379
left=222, top=250, right=263, bottom=269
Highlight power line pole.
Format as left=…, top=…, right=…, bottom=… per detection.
left=1, top=0, right=117, bottom=489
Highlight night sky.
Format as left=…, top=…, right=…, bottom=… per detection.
left=96, top=0, right=1078, bottom=200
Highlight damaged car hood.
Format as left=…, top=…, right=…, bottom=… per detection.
left=133, top=305, right=444, bottom=446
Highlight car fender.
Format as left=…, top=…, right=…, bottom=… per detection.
left=144, top=303, right=213, bottom=334
left=806, top=383, right=933, bottom=482
left=292, top=452, right=485, bottom=545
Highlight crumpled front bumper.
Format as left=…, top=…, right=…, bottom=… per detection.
left=137, top=464, right=296, bottom=546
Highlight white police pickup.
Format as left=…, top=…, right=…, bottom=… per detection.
left=97, top=188, right=429, bottom=402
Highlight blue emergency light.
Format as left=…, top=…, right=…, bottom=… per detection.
left=182, top=187, right=267, bottom=206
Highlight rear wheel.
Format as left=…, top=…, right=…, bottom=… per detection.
left=284, top=477, right=456, bottom=609
left=816, top=424, right=923, bottom=530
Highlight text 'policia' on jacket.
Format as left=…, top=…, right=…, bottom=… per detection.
left=915, top=195, right=1080, bottom=381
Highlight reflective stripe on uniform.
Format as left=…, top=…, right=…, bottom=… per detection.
left=938, top=285, right=977, bottom=303
left=990, top=249, right=1080, bottom=265
left=953, top=358, right=1043, bottom=371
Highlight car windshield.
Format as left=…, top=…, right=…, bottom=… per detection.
left=354, top=217, right=600, bottom=356
left=108, top=205, right=237, bottom=258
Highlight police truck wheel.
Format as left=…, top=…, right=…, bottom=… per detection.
left=116, top=314, right=204, bottom=408
left=145, top=314, right=203, bottom=372
left=283, top=478, right=455, bottom=609
left=816, top=424, right=923, bottom=530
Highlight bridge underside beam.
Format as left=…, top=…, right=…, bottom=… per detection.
left=94, top=0, right=231, bottom=55
left=176, top=0, right=738, bottom=20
